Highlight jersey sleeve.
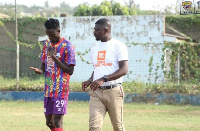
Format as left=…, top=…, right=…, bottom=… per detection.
left=65, top=43, right=76, bottom=65
left=40, top=41, right=47, bottom=63
left=118, top=42, right=128, bottom=61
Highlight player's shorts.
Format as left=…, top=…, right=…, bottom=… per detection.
left=44, top=97, right=68, bottom=115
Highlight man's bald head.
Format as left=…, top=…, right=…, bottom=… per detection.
left=94, top=18, right=112, bottom=42
left=95, top=18, right=111, bottom=32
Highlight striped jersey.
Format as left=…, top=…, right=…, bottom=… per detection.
left=40, top=38, right=76, bottom=99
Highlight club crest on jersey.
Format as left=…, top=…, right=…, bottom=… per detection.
left=45, top=77, right=52, bottom=86
left=182, top=1, right=192, bottom=10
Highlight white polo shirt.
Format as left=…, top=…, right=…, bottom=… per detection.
left=90, top=38, right=128, bottom=86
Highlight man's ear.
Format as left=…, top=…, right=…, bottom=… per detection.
left=57, top=29, right=60, bottom=33
left=104, top=27, right=109, bottom=34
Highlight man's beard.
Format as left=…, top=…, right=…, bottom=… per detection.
left=51, top=37, right=59, bottom=43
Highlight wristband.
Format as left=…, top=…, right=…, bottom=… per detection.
left=103, top=75, right=108, bottom=82
left=89, top=78, right=93, bottom=83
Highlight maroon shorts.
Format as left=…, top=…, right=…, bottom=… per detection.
left=44, top=97, right=68, bottom=115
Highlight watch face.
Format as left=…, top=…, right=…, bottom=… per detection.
left=103, top=75, right=108, bottom=82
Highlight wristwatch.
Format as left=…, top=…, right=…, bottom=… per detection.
left=103, top=75, right=108, bottom=82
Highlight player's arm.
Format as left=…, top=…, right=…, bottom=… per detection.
left=40, top=62, right=45, bottom=73
left=103, top=43, right=128, bottom=81
left=30, top=63, right=45, bottom=74
left=82, top=71, right=94, bottom=92
left=48, top=46, right=74, bottom=75
left=90, top=60, right=128, bottom=90
left=103, top=60, right=128, bottom=81
left=52, top=56, right=74, bottom=75
left=88, top=72, right=94, bottom=83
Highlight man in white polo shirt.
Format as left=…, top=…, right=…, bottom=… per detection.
left=82, top=18, right=128, bottom=131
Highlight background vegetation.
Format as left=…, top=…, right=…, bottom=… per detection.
left=0, top=0, right=178, bottom=18
left=0, top=0, right=199, bottom=94
left=0, top=15, right=199, bottom=93
left=0, top=76, right=199, bottom=95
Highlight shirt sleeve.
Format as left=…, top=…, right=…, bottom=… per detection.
left=89, top=46, right=95, bottom=65
left=65, top=43, right=76, bottom=65
left=118, top=42, right=128, bottom=61
left=40, top=41, right=47, bottom=63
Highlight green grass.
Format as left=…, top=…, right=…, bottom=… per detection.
left=0, top=101, right=200, bottom=131
left=0, top=76, right=199, bottom=94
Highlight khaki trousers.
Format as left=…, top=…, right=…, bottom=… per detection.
left=88, top=85, right=125, bottom=131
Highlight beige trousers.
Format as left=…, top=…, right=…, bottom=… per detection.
left=88, top=85, right=125, bottom=131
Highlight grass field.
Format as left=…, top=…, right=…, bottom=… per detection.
left=0, top=101, right=200, bottom=131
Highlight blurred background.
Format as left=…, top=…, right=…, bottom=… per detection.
left=0, top=0, right=199, bottom=94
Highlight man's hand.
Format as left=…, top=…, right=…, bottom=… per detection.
left=30, top=67, right=43, bottom=74
left=82, top=79, right=92, bottom=92
left=90, top=78, right=104, bottom=91
left=48, top=46, right=56, bottom=57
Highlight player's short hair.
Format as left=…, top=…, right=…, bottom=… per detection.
left=95, top=18, right=110, bottom=27
left=44, top=18, right=60, bottom=29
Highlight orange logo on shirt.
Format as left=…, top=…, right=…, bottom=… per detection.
left=97, top=50, right=106, bottom=60
left=95, top=50, right=112, bottom=67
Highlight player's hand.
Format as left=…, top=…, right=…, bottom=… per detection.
left=90, top=78, right=104, bottom=91
left=82, top=80, right=91, bottom=92
left=48, top=46, right=56, bottom=57
left=30, top=67, right=43, bottom=74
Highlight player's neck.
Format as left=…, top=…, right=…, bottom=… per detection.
left=52, top=37, right=62, bottom=45
left=101, top=36, right=112, bottom=42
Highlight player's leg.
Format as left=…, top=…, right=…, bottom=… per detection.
left=45, top=115, right=55, bottom=130
left=106, top=86, right=125, bottom=131
left=89, top=90, right=106, bottom=131
left=52, top=98, right=67, bottom=131
left=44, top=97, right=56, bottom=130
left=53, top=114, right=64, bottom=131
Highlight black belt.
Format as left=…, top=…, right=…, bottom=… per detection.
left=98, top=84, right=121, bottom=90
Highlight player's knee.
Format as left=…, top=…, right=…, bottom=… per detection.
left=54, top=119, right=63, bottom=128
left=46, top=121, right=54, bottom=128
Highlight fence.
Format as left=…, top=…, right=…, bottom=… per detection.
left=0, top=18, right=46, bottom=78
left=0, top=16, right=199, bottom=93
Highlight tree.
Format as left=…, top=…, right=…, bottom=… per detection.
left=138, top=10, right=160, bottom=15
left=125, top=0, right=140, bottom=15
left=74, top=3, right=92, bottom=16
left=60, top=1, right=72, bottom=15
left=44, top=1, right=49, bottom=9
left=0, top=4, right=16, bottom=17
left=175, top=0, right=181, bottom=14
left=98, top=0, right=113, bottom=16
left=128, top=0, right=134, bottom=8
left=73, top=0, right=179, bottom=16
left=74, top=0, right=131, bottom=16
left=163, top=5, right=174, bottom=15
left=91, top=5, right=101, bottom=16
left=112, top=2, right=129, bottom=15
left=128, top=7, right=138, bottom=15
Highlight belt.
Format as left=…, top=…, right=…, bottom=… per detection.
left=98, top=84, right=121, bottom=90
